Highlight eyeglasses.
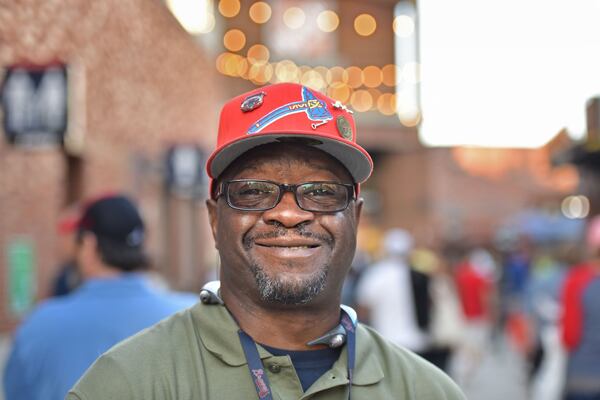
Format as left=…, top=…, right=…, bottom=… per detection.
left=216, top=179, right=355, bottom=213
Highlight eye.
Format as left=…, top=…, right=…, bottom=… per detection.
left=302, top=183, right=338, bottom=197
left=233, top=181, right=276, bottom=197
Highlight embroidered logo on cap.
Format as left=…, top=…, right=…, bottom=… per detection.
left=248, top=86, right=332, bottom=134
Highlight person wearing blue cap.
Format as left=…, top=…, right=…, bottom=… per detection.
left=3, top=194, right=198, bottom=400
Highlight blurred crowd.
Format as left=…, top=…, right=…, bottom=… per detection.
left=343, top=219, right=600, bottom=400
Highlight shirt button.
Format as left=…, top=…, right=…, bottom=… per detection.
left=268, top=364, right=281, bottom=373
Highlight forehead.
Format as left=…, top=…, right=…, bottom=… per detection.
left=220, top=143, right=353, bottom=183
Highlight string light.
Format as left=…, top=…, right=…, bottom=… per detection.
left=218, top=0, right=240, bottom=18
left=354, top=14, right=377, bottom=36
left=350, top=89, right=373, bottom=112
left=344, top=66, right=363, bottom=88
left=223, top=29, right=246, bottom=52
left=283, top=7, right=306, bottom=29
left=247, top=44, right=270, bottom=65
left=362, top=66, right=382, bottom=88
left=317, top=10, right=340, bottom=32
left=249, top=2, right=272, bottom=24
left=393, top=15, right=415, bottom=37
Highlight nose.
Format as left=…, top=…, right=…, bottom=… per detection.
left=262, top=191, right=315, bottom=228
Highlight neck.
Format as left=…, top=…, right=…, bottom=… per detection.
left=222, top=287, right=341, bottom=350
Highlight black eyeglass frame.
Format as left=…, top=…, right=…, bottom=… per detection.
left=216, top=179, right=356, bottom=213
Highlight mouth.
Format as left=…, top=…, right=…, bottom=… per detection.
left=252, top=238, right=323, bottom=259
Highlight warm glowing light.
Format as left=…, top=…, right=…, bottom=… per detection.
left=402, top=62, right=421, bottom=84
left=249, top=63, right=274, bottom=84
left=377, top=93, right=396, bottom=115
left=326, top=66, right=345, bottom=85
left=275, top=60, right=300, bottom=82
left=236, top=58, right=249, bottom=78
left=283, top=7, right=306, bottom=30
left=350, top=90, right=373, bottom=112
left=317, top=10, right=339, bottom=32
left=218, top=0, right=240, bottom=18
left=301, top=69, right=326, bottom=91
left=393, top=15, right=415, bottom=37
left=344, top=66, right=363, bottom=88
left=249, top=2, right=272, bottom=24
left=561, top=195, right=590, bottom=219
left=215, top=52, right=228, bottom=74
left=167, top=0, right=215, bottom=34
left=223, top=53, right=244, bottom=76
left=362, top=66, right=382, bottom=88
left=327, top=82, right=352, bottom=103
left=247, top=44, right=270, bottom=65
left=354, top=14, right=377, bottom=36
left=382, top=64, right=397, bottom=87
left=223, top=29, right=246, bottom=52
left=398, top=109, right=421, bottom=127
left=314, top=66, right=328, bottom=82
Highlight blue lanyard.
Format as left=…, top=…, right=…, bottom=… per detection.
left=238, top=309, right=357, bottom=400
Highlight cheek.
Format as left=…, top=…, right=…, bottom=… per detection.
left=216, top=210, right=259, bottom=250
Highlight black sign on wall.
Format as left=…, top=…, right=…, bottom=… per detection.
left=1, top=64, right=68, bottom=148
left=165, top=145, right=207, bottom=200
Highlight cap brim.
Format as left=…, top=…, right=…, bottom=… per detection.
left=207, top=132, right=373, bottom=183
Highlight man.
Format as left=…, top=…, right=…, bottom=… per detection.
left=356, top=229, right=444, bottom=368
left=68, top=83, right=465, bottom=399
left=3, top=194, right=197, bottom=400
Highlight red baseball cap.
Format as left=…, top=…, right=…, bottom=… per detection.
left=206, top=83, right=373, bottom=186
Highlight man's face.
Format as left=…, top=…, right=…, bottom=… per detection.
left=207, top=143, right=362, bottom=306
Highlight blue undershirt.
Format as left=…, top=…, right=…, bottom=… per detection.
left=261, top=344, right=341, bottom=392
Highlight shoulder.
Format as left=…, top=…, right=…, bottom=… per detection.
left=69, top=306, right=199, bottom=399
left=357, top=324, right=466, bottom=399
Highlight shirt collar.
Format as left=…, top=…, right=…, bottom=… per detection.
left=191, top=302, right=384, bottom=386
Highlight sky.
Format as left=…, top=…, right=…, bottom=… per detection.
left=418, top=0, right=600, bottom=147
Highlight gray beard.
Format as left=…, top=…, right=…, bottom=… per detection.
left=249, top=261, right=328, bottom=305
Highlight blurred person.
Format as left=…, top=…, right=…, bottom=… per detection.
left=68, top=83, right=465, bottom=399
left=525, top=249, right=568, bottom=400
left=3, top=194, right=198, bottom=400
left=561, top=216, right=600, bottom=400
left=452, top=247, right=497, bottom=388
left=52, top=206, right=82, bottom=296
left=356, top=229, right=447, bottom=368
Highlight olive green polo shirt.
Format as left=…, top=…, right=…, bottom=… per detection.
left=67, top=302, right=465, bottom=399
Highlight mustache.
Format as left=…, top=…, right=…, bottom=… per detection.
left=243, top=223, right=333, bottom=249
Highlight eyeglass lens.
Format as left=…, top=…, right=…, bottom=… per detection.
left=226, top=180, right=350, bottom=212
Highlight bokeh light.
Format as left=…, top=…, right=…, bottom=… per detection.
left=283, top=7, right=306, bottom=30
left=223, top=29, right=246, bottom=52
left=249, top=2, right=272, bottom=24
left=317, top=10, right=340, bottom=32
left=247, top=44, right=270, bottom=65
left=301, top=69, right=326, bottom=91
left=393, top=15, right=415, bottom=37
left=382, top=64, right=397, bottom=87
left=350, top=89, right=373, bottom=112
left=377, top=93, right=397, bottom=115
left=354, top=14, right=377, bottom=36
left=167, top=0, right=215, bottom=34
left=275, top=59, right=300, bottom=82
left=326, top=66, right=345, bottom=85
left=561, top=195, right=590, bottom=219
left=362, top=66, right=382, bottom=88
left=327, top=82, right=352, bottom=103
left=344, top=66, right=363, bottom=88
left=218, top=0, right=240, bottom=18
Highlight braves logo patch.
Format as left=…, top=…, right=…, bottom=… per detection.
left=248, top=86, right=333, bottom=134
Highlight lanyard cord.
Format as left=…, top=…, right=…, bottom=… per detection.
left=237, top=310, right=356, bottom=400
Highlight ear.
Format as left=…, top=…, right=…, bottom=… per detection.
left=206, top=198, right=219, bottom=249
left=353, top=197, right=364, bottom=229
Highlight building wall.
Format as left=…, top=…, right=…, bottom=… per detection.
left=0, top=0, right=220, bottom=331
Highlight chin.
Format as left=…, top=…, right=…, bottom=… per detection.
left=250, top=262, right=329, bottom=305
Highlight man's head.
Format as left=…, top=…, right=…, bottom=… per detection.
left=77, top=194, right=148, bottom=275
left=206, top=83, right=373, bottom=307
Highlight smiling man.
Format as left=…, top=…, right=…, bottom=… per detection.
left=68, top=83, right=466, bottom=400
